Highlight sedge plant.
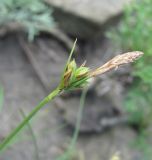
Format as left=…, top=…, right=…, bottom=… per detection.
left=0, top=39, right=143, bottom=152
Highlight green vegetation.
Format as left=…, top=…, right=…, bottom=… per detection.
left=0, top=37, right=142, bottom=157
left=108, top=0, right=152, bottom=159
left=0, top=0, right=54, bottom=40
left=0, top=40, right=89, bottom=159
left=56, top=89, right=88, bottom=160
left=0, top=39, right=89, bottom=152
left=19, top=108, right=40, bottom=160
left=108, top=0, right=152, bottom=128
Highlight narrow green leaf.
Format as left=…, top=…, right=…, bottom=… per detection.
left=56, top=88, right=88, bottom=160
left=19, top=108, right=40, bottom=160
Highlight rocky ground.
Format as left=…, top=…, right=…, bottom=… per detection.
left=0, top=0, right=143, bottom=160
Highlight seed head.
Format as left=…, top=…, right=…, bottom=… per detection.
left=59, top=51, right=143, bottom=90
left=61, top=59, right=89, bottom=90
left=89, top=51, right=144, bottom=77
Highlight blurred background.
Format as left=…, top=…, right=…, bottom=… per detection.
left=0, top=0, right=151, bottom=159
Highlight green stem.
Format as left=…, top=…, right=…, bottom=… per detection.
left=56, top=88, right=88, bottom=160
left=19, top=108, right=40, bottom=160
left=70, top=88, right=88, bottom=147
left=0, top=87, right=61, bottom=151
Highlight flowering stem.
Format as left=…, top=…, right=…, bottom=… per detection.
left=0, top=87, right=61, bottom=151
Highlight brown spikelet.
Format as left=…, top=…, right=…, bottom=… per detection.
left=89, top=51, right=144, bottom=77
left=63, top=70, right=72, bottom=87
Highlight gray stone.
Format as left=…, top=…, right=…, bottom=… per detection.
left=76, top=126, right=141, bottom=160
left=45, top=0, right=132, bottom=39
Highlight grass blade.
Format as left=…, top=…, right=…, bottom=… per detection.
left=56, top=88, right=88, bottom=160
left=19, top=108, right=40, bottom=160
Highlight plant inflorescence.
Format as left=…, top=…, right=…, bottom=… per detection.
left=0, top=39, right=143, bottom=153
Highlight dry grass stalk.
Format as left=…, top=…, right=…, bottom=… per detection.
left=89, top=51, right=144, bottom=77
